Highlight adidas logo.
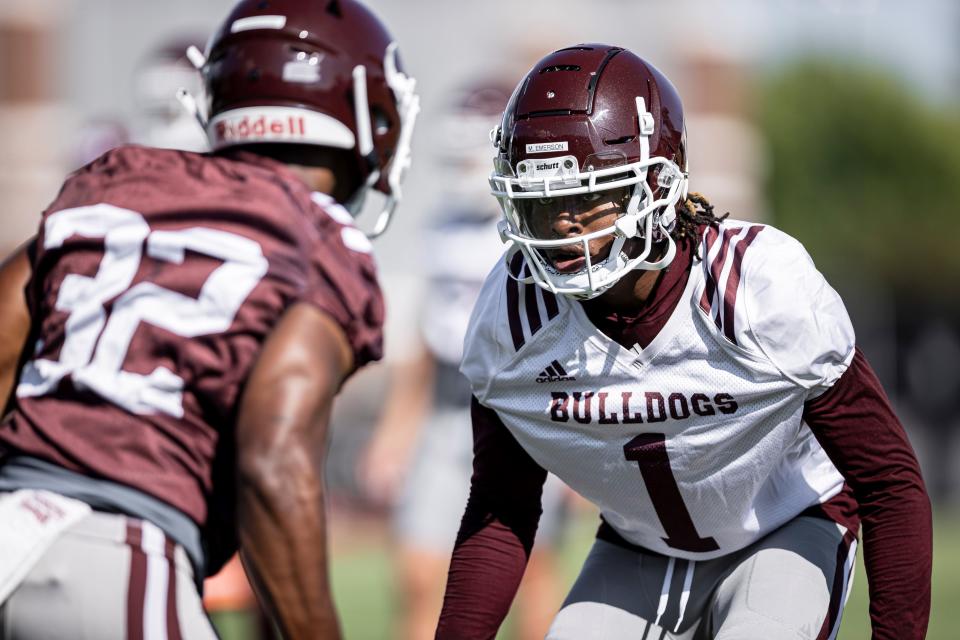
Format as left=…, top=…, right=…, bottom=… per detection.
left=536, top=360, right=575, bottom=383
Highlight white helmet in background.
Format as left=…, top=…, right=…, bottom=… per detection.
left=419, top=79, right=515, bottom=363
left=132, top=37, right=209, bottom=152
left=434, top=79, right=513, bottom=220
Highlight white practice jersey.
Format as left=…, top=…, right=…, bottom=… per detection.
left=461, top=220, right=856, bottom=560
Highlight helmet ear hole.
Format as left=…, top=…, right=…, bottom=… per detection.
left=371, top=106, right=391, bottom=137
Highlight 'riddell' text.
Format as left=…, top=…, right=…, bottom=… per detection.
left=215, top=115, right=306, bottom=142
left=548, top=391, right=738, bottom=424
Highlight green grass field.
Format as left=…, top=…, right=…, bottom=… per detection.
left=215, top=509, right=959, bottom=639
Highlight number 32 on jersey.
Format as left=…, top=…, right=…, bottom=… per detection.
left=17, top=204, right=268, bottom=418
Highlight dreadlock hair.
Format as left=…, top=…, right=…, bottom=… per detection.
left=672, top=191, right=729, bottom=261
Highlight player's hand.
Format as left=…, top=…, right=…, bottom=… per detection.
left=357, top=427, right=416, bottom=507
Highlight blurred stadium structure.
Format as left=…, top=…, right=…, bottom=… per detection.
left=2, top=0, right=958, bottom=638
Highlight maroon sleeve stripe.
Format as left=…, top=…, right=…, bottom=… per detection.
left=505, top=252, right=525, bottom=350
left=701, top=228, right=739, bottom=328
left=698, top=225, right=720, bottom=314
left=522, top=265, right=543, bottom=335
left=706, top=228, right=740, bottom=333
left=721, top=225, right=764, bottom=344
left=506, top=253, right=559, bottom=352
left=541, top=286, right=560, bottom=320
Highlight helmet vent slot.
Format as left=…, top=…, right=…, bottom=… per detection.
left=556, top=46, right=593, bottom=52
left=586, top=48, right=623, bottom=114
left=540, top=65, right=581, bottom=74
left=326, top=0, right=343, bottom=18
left=527, top=109, right=574, bottom=118
left=604, top=135, right=635, bottom=145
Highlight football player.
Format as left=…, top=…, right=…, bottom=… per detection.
left=0, top=1, right=418, bottom=639
left=435, top=44, right=930, bottom=639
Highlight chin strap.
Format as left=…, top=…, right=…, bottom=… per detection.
left=633, top=232, right=677, bottom=271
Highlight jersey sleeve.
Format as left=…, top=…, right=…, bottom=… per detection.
left=297, top=196, right=385, bottom=371
left=803, top=349, right=931, bottom=638
left=736, top=226, right=855, bottom=398
left=436, top=397, right=547, bottom=639
left=459, top=256, right=511, bottom=405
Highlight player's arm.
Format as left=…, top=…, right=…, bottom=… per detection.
left=0, top=242, right=33, bottom=412
left=436, top=397, right=547, bottom=640
left=235, top=303, right=353, bottom=640
left=803, top=348, right=931, bottom=640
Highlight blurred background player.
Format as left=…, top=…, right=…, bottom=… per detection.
left=68, top=37, right=208, bottom=171
left=0, top=1, right=418, bottom=639
left=359, top=80, right=572, bottom=640
left=130, top=37, right=209, bottom=153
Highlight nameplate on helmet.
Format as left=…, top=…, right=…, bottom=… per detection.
left=526, top=141, right=568, bottom=154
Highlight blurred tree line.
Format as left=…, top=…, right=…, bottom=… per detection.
left=760, top=60, right=960, bottom=300
left=760, top=60, right=960, bottom=501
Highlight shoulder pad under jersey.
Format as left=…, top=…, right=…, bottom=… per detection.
left=696, top=221, right=855, bottom=397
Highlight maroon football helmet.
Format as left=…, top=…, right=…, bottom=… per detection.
left=183, top=0, right=419, bottom=236
left=490, top=44, right=689, bottom=298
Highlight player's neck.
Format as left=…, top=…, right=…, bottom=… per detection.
left=584, top=240, right=674, bottom=315
left=587, top=268, right=663, bottom=316
left=285, top=164, right=336, bottom=196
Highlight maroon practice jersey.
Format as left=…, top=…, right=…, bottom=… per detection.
left=0, top=145, right=383, bottom=525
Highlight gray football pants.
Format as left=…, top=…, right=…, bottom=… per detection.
left=0, top=509, right=218, bottom=640
left=548, top=516, right=857, bottom=640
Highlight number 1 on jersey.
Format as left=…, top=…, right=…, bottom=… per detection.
left=623, top=433, right=719, bottom=553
